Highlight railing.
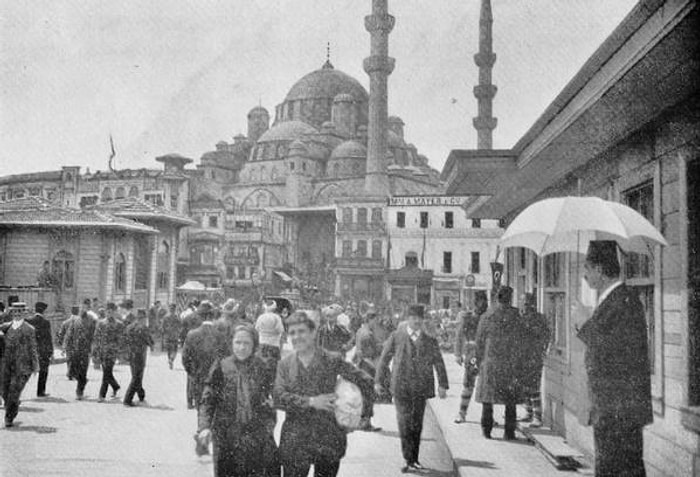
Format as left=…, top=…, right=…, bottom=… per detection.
left=336, top=222, right=386, bottom=233
left=334, top=257, right=385, bottom=269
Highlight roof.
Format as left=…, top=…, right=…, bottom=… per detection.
left=0, top=170, right=63, bottom=186
left=0, top=197, right=158, bottom=233
left=284, top=64, right=369, bottom=103
left=258, top=121, right=318, bottom=143
left=155, top=153, right=193, bottom=166
left=330, top=140, right=367, bottom=160
left=93, top=197, right=195, bottom=226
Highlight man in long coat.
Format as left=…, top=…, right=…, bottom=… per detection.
left=123, top=309, right=154, bottom=406
left=26, top=301, right=53, bottom=397
left=64, top=302, right=97, bottom=400
left=375, top=304, right=448, bottom=472
left=520, top=292, right=551, bottom=427
left=578, top=240, right=652, bottom=476
left=94, top=302, right=125, bottom=400
left=474, top=286, right=528, bottom=440
left=454, top=291, right=488, bottom=423
left=182, top=301, right=225, bottom=410
left=1, top=307, right=39, bottom=427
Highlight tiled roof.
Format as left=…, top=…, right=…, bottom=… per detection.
left=0, top=198, right=157, bottom=233
left=0, top=170, right=63, bottom=186
left=95, top=197, right=195, bottom=226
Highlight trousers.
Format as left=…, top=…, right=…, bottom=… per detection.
left=481, top=402, right=516, bottom=436
left=3, top=372, right=31, bottom=423
left=283, top=458, right=340, bottom=477
left=37, top=357, right=50, bottom=395
left=99, top=357, right=120, bottom=398
left=124, top=355, right=146, bottom=404
left=71, top=353, right=90, bottom=396
left=395, top=396, right=427, bottom=464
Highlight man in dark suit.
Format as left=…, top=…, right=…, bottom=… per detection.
left=578, top=240, right=652, bottom=476
left=1, top=307, right=39, bottom=427
left=64, top=302, right=97, bottom=400
left=182, top=301, right=225, bottom=410
left=26, top=301, right=53, bottom=397
left=375, top=304, right=448, bottom=473
left=123, top=309, right=154, bottom=406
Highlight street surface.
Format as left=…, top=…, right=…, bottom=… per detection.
left=0, top=350, right=454, bottom=477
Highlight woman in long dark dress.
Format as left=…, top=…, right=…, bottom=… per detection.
left=197, top=325, right=279, bottom=477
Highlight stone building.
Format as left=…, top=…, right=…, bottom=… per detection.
left=443, top=0, right=700, bottom=473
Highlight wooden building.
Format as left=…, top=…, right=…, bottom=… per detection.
left=442, top=0, right=699, bottom=474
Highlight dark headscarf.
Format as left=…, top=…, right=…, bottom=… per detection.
left=231, top=324, right=259, bottom=425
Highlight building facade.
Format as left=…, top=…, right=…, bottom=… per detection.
left=443, top=0, right=700, bottom=474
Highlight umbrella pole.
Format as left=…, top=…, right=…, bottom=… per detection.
left=576, top=230, right=580, bottom=299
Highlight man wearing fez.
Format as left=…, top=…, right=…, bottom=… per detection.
left=27, top=302, right=53, bottom=397
left=123, top=309, right=154, bottom=406
left=0, top=306, right=39, bottom=427
left=578, top=240, right=652, bottom=476
left=375, top=304, right=448, bottom=473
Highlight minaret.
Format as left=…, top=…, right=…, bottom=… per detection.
left=473, top=0, right=497, bottom=149
left=363, top=0, right=395, bottom=196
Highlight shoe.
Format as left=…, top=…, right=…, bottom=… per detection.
left=529, top=418, right=542, bottom=428
left=401, top=462, right=410, bottom=473
left=112, top=386, right=120, bottom=398
left=410, top=461, right=425, bottom=470
left=482, top=428, right=492, bottom=439
left=503, top=431, right=516, bottom=440
left=4, top=419, right=13, bottom=428
left=97, top=397, right=105, bottom=403
left=37, top=393, right=50, bottom=398
left=76, top=393, right=84, bottom=401
left=123, top=401, right=135, bottom=407
left=138, top=392, right=145, bottom=402
left=454, top=413, right=466, bottom=424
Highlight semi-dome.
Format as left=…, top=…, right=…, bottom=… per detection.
left=257, top=120, right=318, bottom=143
left=387, top=130, right=406, bottom=148
left=330, top=140, right=367, bottom=160
left=285, top=64, right=368, bottom=103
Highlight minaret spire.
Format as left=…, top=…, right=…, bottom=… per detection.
left=323, top=41, right=334, bottom=69
left=473, top=0, right=497, bottom=149
left=364, top=0, right=395, bottom=196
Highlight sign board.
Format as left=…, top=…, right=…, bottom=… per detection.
left=465, top=274, right=475, bottom=287
left=387, top=196, right=470, bottom=207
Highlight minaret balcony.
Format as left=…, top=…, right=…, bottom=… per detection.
left=473, top=84, right=498, bottom=99
left=474, top=52, right=496, bottom=68
left=363, top=56, right=395, bottom=75
left=473, top=117, right=498, bottom=130
left=364, top=14, right=395, bottom=34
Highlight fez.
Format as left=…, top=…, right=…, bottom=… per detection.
left=35, top=301, right=48, bottom=313
left=586, top=240, right=619, bottom=265
left=407, top=304, right=424, bottom=319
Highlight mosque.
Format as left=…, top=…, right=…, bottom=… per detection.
left=0, top=0, right=502, bottom=307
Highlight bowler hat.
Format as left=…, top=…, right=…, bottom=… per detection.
left=586, top=240, right=619, bottom=266
left=407, top=304, right=424, bottom=319
left=35, top=301, right=48, bottom=313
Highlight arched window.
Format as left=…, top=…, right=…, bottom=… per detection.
left=51, top=250, right=75, bottom=290
left=271, top=167, right=277, bottom=180
left=356, top=240, right=367, bottom=257
left=115, top=187, right=126, bottom=199
left=101, top=188, right=112, bottom=202
left=128, top=186, right=139, bottom=198
left=115, top=253, right=126, bottom=292
left=261, top=166, right=267, bottom=182
left=357, top=208, right=368, bottom=224
left=371, top=240, right=382, bottom=259
left=157, top=240, right=170, bottom=290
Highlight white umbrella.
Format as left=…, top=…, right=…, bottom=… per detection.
left=500, top=196, right=668, bottom=255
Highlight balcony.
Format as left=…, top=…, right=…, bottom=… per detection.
left=334, top=257, right=385, bottom=269
left=336, top=222, right=386, bottom=233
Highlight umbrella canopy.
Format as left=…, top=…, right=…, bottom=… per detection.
left=500, top=196, right=668, bottom=255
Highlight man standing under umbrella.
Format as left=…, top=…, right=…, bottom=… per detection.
left=578, top=240, right=652, bottom=476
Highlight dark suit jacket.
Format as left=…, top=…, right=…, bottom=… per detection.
left=577, top=284, right=653, bottom=427
left=0, top=321, right=39, bottom=377
left=376, top=322, right=448, bottom=401
left=27, top=313, right=54, bottom=361
left=182, top=323, right=225, bottom=382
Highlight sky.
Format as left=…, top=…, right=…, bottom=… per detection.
left=0, top=0, right=639, bottom=177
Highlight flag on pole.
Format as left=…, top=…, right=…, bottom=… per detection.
left=108, top=135, right=116, bottom=172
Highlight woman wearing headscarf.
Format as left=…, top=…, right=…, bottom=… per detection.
left=197, top=324, right=279, bottom=477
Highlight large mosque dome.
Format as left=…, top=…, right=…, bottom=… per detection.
left=273, top=62, right=369, bottom=130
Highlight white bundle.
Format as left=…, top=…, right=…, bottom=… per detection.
left=334, top=376, right=363, bottom=430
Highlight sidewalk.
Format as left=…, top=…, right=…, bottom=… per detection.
left=427, top=353, right=585, bottom=477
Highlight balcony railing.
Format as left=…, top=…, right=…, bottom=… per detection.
left=334, top=257, right=385, bottom=269
left=336, top=222, right=386, bottom=233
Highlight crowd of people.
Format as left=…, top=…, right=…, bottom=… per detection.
left=1, top=240, right=651, bottom=477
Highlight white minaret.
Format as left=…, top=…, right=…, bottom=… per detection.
left=473, top=0, right=497, bottom=149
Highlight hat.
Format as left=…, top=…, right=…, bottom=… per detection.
left=83, top=298, right=92, bottom=306
left=35, top=302, right=48, bottom=313
left=586, top=240, right=619, bottom=266
left=263, top=300, right=277, bottom=313
left=407, top=304, right=424, bottom=319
